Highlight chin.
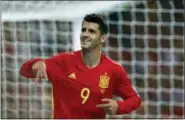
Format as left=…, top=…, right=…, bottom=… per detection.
left=81, top=46, right=90, bottom=50
left=81, top=44, right=90, bottom=49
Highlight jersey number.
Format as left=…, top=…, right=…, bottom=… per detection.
left=80, top=88, right=90, bottom=104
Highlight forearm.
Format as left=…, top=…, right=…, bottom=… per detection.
left=19, top=58, right=44, bottom=78
left=116, top=95, right=141, bottom=114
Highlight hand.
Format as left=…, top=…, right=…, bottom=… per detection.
left=96, top=98, right=118, bottom=115
left=32, top=60, right=48, bottom=81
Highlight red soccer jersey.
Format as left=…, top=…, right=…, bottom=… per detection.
left=20, top=50, right=141, bottom=119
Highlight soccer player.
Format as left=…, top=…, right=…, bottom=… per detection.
left=20, top=13, right=142, bottom=119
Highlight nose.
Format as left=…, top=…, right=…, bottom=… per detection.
left=82, top=30, right=90, bottom=37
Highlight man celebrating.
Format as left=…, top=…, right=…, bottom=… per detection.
left=20, top=13, right=141, bottom=118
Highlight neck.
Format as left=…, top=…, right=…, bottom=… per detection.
left=81, top=47, right=101, bottom=69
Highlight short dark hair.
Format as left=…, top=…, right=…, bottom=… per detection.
left=83, top=13, right=108, bottom=35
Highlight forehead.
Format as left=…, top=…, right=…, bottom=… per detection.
left=82, top=21, right=100, bottom=30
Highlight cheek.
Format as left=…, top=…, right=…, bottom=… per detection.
left=92, top=36, right=99, bottom=42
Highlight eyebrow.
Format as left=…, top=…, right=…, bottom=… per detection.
left=82, top=27, right=97, bottom=32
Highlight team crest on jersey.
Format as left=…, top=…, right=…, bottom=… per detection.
left=98, top=75, right=110, bottom=89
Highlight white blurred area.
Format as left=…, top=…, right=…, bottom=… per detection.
left=2, top=1, right=129, bottom=51
left=2, top=1, right=128, bottom=21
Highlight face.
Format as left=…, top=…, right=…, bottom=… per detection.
left=80, top=21, right=105, bottom=50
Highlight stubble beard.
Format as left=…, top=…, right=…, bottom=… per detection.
left=81, top=41, right=101, bottom=53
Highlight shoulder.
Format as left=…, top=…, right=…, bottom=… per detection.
left=46, top=51, right=78, bottom=63
left=104, top=56, right=129, bottom=80
left=103, top=54, right=129, bottom=76
left=55, top=50, right=79, bottom=60
left=103, top=55, right=123, bottom=71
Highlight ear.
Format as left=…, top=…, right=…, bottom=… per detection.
left=100, top=34, right=107, bottom=43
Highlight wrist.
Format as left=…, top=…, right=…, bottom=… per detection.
left=33, top=59, right=45, bottom=66
left=116, top=100, right=124, bottom=114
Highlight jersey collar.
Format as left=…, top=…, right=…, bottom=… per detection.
left=74, top=50, right=105, bottom=71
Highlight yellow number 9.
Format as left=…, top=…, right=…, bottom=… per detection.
left=80, top=88, right=90, bottom=104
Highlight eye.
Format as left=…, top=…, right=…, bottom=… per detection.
left=81, top=28, right=86, bottom=32
left=89, top=29, right=96, bottom=34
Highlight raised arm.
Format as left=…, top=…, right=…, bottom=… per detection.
left=19, top=53, right=66, bottom=81
left=20, top=58, right=45, bottom=78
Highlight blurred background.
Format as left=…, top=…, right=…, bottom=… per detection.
left=1, top=0, right=184, bottom=119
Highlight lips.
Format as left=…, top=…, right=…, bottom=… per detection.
left=81, top=38, right=91, bottom=43
left=82, top=41, right=90, bottom=45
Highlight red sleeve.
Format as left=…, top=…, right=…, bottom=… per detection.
left=19, top=58, right=44, bottom=78
left=19, top=53, right=67, bottom=81
left=114, top=66, right=142, bottom=114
